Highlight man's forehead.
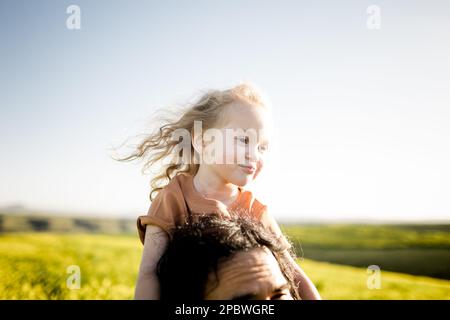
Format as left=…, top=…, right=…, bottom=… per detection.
left=205, top=247, right=288, bottom=299
left=220, top=247, right=275, bottom=268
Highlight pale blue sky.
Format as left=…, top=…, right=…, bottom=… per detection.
left=1, top=1, right=449, bottom=221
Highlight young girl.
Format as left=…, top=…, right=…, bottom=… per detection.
left=120, top=83, right=321, bottom=300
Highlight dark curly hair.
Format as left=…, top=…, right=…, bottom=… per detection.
left=156, top=215, right=300, bottom=300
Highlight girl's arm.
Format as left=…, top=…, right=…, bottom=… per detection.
left=283, top=250, right=322, bottom=300
left=134, top=225, right=168, bottom=300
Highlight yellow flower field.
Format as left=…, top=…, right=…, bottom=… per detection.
left=0, top=233, right=449, bottom=300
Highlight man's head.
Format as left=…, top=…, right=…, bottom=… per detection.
left=157, top=215, right=299, bottom=300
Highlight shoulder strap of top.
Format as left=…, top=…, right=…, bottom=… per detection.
left=183, top=196, right=193, bottom=224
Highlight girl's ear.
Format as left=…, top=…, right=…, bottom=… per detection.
left=191, top=130, right=203, bottom=155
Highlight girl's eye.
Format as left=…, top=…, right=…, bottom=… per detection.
left=237, top=136, right=249, bottom=144
left=259, top=145, right=268, bottom=152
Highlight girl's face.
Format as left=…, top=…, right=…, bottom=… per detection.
left=202, top=102, right=272, bottom=187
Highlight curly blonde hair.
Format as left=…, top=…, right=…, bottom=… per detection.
left=114, top=83, right=268, bottom=201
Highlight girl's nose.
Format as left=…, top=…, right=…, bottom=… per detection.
left=246, top=148, right=257, bottom=162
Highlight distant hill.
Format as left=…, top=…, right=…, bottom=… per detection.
left=0, top=213, right=136, bottom=234
left=0, top=204, right=137, bottom=219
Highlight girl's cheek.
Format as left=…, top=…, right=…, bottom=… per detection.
left=203, top=145, right=226, bottom=165
left=202, top=142, right=215, bottom=163
left=253, top=161, right=264, bottom=180
left=234, top=145, right=247, bottom=165
left=222, top=142, right=246, bottom=165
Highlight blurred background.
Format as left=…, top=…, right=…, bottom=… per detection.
left=0, top=0, right=449, bottom=299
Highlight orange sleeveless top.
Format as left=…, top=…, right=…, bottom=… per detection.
left=137, top=173, right=272, bottom=244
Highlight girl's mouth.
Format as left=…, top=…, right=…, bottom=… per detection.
left=238, top=164, right=256, bottom=174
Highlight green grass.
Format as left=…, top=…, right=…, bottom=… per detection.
left=0, top=233, right=449, bottom=299
left=299, top=259, right=450, bottom=299
left=0, top=233, right=141, bottom=299
left=282, top=224, right=450, bottom=279
left=2, top=215, right=449, bottom=279
left=281, top=224, right=450, bottom=250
